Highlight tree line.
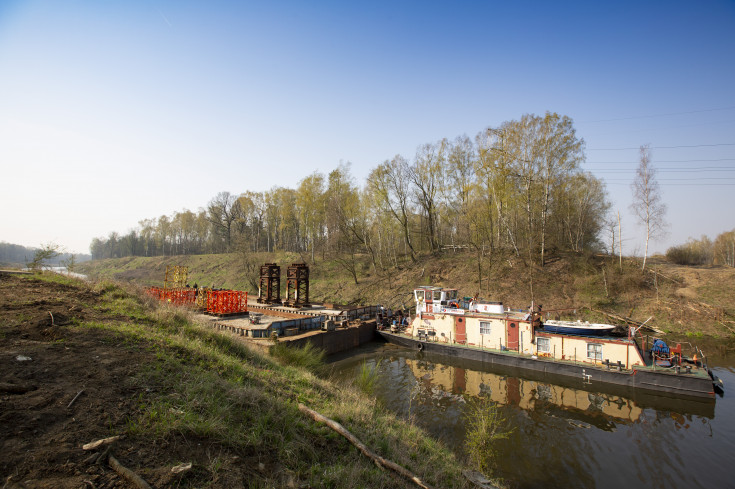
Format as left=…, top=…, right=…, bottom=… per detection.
left=665, top=230, right=735, bottom=267
left=0, top=241, right=91, bottom=267
left=90, top=112, right=611, bottom=273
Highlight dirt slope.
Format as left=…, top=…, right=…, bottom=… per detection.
left=0, top=275, right=259, bottom=488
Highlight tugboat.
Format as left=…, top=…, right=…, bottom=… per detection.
left=377, top=286, right=721, bottom=400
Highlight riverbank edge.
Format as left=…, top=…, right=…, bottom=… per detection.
left=1, top=272, right=487, bottom=488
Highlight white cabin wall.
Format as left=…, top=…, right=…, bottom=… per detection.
left=519, top=323, right=534, bottom=355
left=468, top=317, right=505, bottom=349
left=534, top=334, right=642, bottom=368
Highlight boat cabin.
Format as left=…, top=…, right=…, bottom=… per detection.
left=414, top=286, right=460, bottom=314
left=409, top=286, right=647, bottom=370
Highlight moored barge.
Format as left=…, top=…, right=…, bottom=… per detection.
left=378, top=286, right=721, bottom=400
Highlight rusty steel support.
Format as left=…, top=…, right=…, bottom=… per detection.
left=258, top=263, right=281, bottom=304
left=285, top=263, right=309, bottom=307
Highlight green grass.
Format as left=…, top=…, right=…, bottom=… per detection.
left=355, top=359, right=382, bottom=395
left=25, top=274, right=472, bottom=488
left=269, top=341, right=326, bottom=373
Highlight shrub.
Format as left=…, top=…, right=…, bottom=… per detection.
left=666, top=236, right=713, bottom=265
left=354, top=359, right=382, bottom=395
left=464, top=399, right=513, bottom=476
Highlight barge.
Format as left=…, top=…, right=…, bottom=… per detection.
left=378, top=286, right=721, bottom=401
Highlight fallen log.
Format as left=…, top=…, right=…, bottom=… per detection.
left=108, top=453, right=152, bottom=489
left=298, top=403, right=435, bottom=489
left=0, top=383, right=36, bottom=394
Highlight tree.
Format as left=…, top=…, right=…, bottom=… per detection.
left=296, top=172, right=325, bottom=261
left=630, top=145, right=667, bottom=270
left=410, top=140, right=446, bottom=253
left=61, top=253, right=77, bottom=272
left=26, top=243, right=62, bottom=271
left=535, top=112, right=585, bottom=266
left=368, top=156, right=417, bottom=262
left=713, top=229, right=735, bottom=267
left=444, top=136, right=477, bottom=248
left=207, top=191, right=239, bottom=251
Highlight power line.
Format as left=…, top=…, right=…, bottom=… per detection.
left=579, top=105, right=735, bottom=124
left=602, top=177, right=735, bottom=181
left=585, top=158, right=735, bottom=164
left=588, top=143, right=735, bottom=151
left=605, top=182, right=735, bottom=188
left=593, top=167, right=735, bottom=172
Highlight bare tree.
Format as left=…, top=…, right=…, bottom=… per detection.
left=26, top=242, right=62, bottom=271
left=368, top=156, right=416, bottom=262
left=630, top=145, right=667, bottom=270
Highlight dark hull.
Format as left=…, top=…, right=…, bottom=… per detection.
left=542, top=325, right=615, bottom=335
left=378, top=331, right=716, bottom=401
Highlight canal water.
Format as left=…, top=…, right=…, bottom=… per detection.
left=328, top=338, right=734, bottom=489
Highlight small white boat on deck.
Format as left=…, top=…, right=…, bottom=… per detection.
left=542, top=320, right=616, bottom=336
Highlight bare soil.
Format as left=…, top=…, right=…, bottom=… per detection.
left=0, top=274, right=251, bottom=488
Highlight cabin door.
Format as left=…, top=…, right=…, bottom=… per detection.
left=454, top=317, right=466, bottom=344
left=506, top=320, right=519, bottom=350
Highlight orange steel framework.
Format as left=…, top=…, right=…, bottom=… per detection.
left=147, top=287, right=248, bottom=315
left=206, top=290, right=248, bottom=315
left=147, top=287, right=196, bottom=306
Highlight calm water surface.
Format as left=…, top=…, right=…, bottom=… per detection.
left=328, top=339, right=734, bottom=489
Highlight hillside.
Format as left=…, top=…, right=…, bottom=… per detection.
left=0, top=272, right=474, bottom=488
left=76, top=251, right=735, bottom=338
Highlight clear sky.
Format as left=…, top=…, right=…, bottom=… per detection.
left=1, top=0, right=734, bottom=255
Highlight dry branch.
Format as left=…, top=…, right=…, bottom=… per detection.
left=298, top=403, right=435, bottom=489
left=588, top=308, right=665, bottom=334
left=108, top=453, right=152, bottom=489
left=67, top=389, right=84, bottom=408
left=0, top=383, right=36, bottom=394
left=647, top=268, right=683, bottom=284
left=82, top=435, right=121, bottom=451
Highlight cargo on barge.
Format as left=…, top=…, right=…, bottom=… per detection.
left=377, top=286, right=721, bottom=400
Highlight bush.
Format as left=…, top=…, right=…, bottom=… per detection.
left=666, top=236, right=713, bottom=266
left=464, top=399, right=513, bottom=476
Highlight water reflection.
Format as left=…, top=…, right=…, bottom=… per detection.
left=329, top=343, right=731, bottom=489
left=407, top=357, right=644, bottom=425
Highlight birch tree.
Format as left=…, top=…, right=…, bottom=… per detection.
left=630, top=145, right=667, bottom=270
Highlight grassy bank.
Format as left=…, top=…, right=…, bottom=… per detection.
left=77, top=250, right=735, bottom=338
left=1, top=272, right=477, bottom=488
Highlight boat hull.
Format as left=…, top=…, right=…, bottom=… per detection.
left=542, top=325, right=615, bottom=335
left=378, top=331, right=716, bottom=400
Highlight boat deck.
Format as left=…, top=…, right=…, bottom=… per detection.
left=385, top=329, right=711, bottom=380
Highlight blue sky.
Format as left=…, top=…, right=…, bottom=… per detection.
left=1, top=0, right=734, bottom=254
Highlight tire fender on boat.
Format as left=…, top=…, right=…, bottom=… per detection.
left=417, top=342, right=424, bottom=351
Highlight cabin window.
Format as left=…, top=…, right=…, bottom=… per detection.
left=536, top=337, right=550, bottom=354
left=587, top=343, right=603, bottom=361
left=433, top=290, right=443, bottom=301
left=480, top=321, right=492, bottom=335
left=415, top=290, right=424, bottom=301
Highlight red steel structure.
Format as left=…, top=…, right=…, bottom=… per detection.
left=147, top=287, right=248, bottom=315
left=147, top=287, right=196, bottom=306
left=206, top=290, right=248, bottom=315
